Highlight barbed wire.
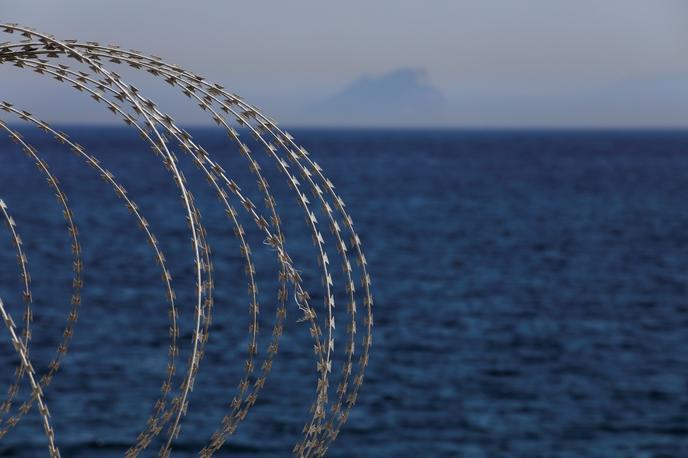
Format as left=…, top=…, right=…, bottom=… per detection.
left=0, top=24, right=373, bottom=457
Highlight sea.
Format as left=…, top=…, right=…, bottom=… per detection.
left=0, top=128, right=688, bottom=457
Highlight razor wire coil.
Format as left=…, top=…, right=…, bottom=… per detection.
left=0, top=24, right=373, bottom=458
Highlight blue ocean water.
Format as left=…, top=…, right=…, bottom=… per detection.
left=0, top=128, right=688, bottom=457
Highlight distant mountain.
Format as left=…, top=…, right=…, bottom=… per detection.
left=307, top=68, right=446, bottom=126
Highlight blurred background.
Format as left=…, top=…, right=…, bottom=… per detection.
left=3, top=1, right=688, bottom=128
left=1, top=2, right=688, bottom=457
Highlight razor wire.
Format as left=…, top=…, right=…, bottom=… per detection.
left=0, top=24, right=373, bottom=458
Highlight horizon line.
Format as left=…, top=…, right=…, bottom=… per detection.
left=4, top=123, right=688, bottom=132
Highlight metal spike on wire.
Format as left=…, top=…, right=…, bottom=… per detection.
left=0, top=24, right=373, bottom=458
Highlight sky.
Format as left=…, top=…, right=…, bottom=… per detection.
left=2, top=1, right=688, bottom=127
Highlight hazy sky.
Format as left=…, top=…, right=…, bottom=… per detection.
left=3, top=1, right=688, bottom=126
